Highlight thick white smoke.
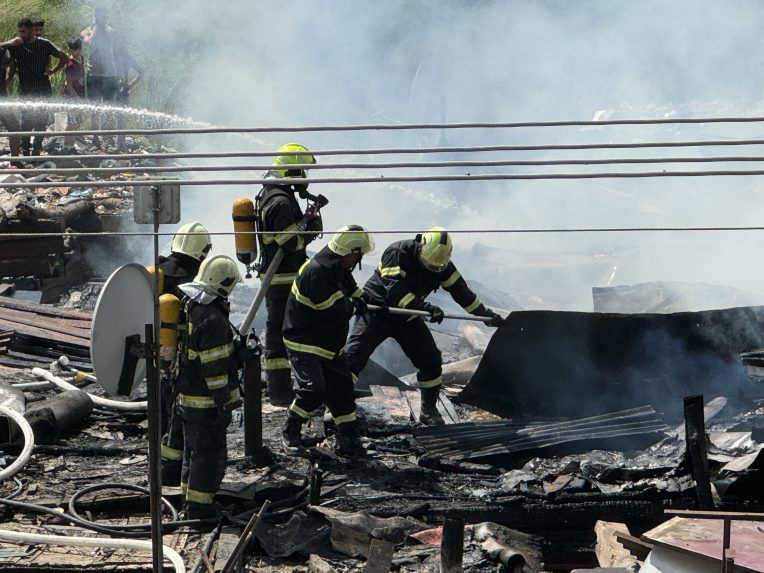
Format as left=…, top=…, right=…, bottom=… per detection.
left=109, top=0, right=764, bottom=309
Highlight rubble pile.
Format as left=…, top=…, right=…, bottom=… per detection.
left=0, top=297, right=762, bottom=571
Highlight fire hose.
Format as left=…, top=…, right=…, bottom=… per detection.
left=0, top=405, right=34, bottom=482
left=0, top=529, right=185, bottom=573
left=239, top=249, right=285, bottom=334
left=367, top=304, right=496, bottom=323
left=31, top=368, right=147, bottom=411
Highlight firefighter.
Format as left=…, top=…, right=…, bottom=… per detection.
left=157, top=222, right=212, bottom=487
left=281, top=225, right=374, bottom=457
left=256, top=143, right=322, bottom=406
left=174, top=255, right=242, bottom=519
left=345, top=227, right=505, bottom=426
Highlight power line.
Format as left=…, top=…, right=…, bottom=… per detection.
left=14, top=138, right=764, bottom=164
left=5, top=170, right=764, bottom=189
left=7, top=155, right=764, bottom=177
left=7, top=116, right=764, bottom=137
left=5, top=226, right=764, bottom=239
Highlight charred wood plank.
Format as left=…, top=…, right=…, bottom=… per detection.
left=0, top=296, right=92, bottom=321
left=440, top=517, right=464, bottom=573
left=684, top=395, right=714, bottom=509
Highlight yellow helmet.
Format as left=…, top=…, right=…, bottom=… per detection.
left=272, top=143, right=316, bottom=177
left=327, top=225, right=375, bottom=256
left=193, top=255, right=242, bottom=298
left=171, top=222, right=212, bottom=261
left=419, top=227, right=452, bottom=273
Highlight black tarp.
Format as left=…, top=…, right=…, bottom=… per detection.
left=459, top=306, right=764, bottom=420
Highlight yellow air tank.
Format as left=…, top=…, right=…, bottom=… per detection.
left=159, top=293, right=181, bottom=363
left=232, top=198, right=258, bottom=267
left=146, top=265, right=165, bottom=294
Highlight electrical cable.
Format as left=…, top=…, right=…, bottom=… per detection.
left=9, top=168, right=764, bottom=189
left=7, top=225, right=764, bottom=240
left=15, top=137, right=764, bottom=163
left=9, top=154, right=764, bottom=176
left=7, top=114, right=764, bottom=137
left=31, top=368, right=147, bottom=411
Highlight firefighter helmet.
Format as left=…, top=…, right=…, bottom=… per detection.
left=193, top=255, right=242, bottom=298
left=327, top=225, right=375, bottom=257
left=171, top=222, right=212, bottom=261
left=419, top=227, right=452, bottom=273
left=272, top=143, right=316, bottom=177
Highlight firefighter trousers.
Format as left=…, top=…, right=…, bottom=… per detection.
left=345, top=313, right=443, bottom=389
left=160, top=404, right=184, bottom=486
left=179, top=406, right=231, bottom=506
left=287, top=350, right=357, bottom=425
left=263, top=284, right=292, bottom=400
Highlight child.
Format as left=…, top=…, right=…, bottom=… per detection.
left=62, top=38, right=85, bottom=149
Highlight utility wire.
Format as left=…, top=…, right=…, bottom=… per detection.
left=5, top=170, right=764, bottom=189
left=8, top=155, right=764, bottom=176
left=14, top=138, right=764, bottom=164
left=7, top=115, right=764, bottom=137
left=6, top=227, right=764, bottom=239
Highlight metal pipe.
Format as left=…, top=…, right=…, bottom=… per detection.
left=367, top=304, right=493, bottom=323
left=0, top=529, right=185, bottom=573
left=0, top=405, right=34, bottom=482
left=7, top=115, right=764, bottom=136
left=239, top=250, right=285, bottom=334
left=7, top=168, right=764, bottom=189
left=31, top=368, right=147, bottom=411
left=10, top=155, right=764, bottom=176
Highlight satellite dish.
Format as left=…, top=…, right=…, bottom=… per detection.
left=90, top=264, right=154, bottom=396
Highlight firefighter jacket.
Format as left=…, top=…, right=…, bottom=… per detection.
left=176, top=295, right=241, bottom=409
left=158, top=252, right=201, bottom=299
left=363, top=239, right=490, bottom=319
left=282, top=246, right=365, bottom=360
left=256, top=174, right=320, bottom=287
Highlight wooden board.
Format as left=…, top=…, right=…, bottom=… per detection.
left=642, top=517, right=764, bottom=573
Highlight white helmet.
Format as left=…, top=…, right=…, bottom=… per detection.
left=171, top=222, right=212, bottom=261
left=327, top=225, right=375, bottom=257
left=193, top=255, right=242, bottom=298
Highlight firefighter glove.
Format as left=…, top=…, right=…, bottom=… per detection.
left=423, top=303, right=445, bottom=324
left=484, top=309, right=505, bottom=327
left=350, top=296, right=367, bottom=316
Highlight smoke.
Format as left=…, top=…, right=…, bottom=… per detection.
left=102, top=0, right=764, bottom=309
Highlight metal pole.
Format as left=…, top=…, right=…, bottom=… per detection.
left=147, top=186, right=164, bottom=571
left=239, top=249, right=285, bottom=334
left=220, top=500, right=271, bottom=573
left=367, top=304, right=494, bottom=323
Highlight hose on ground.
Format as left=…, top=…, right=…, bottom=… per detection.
left=31, top=368, right=147, bottom=411
left=0, top=528, right=185, bottom=573
left=68, top=483, right=178, bottom=531
left=0, top=405, right=35, bottom=482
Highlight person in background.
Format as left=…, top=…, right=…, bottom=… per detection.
left=62, top=38, right=85, bottom=149
left=0, top=45, right=22, bottom=167
left=31, top=18, right=45, bottom=39
left=1, top=18, right=66, bottom=157
left=114, top=46, right=142, bottom=149
left=81, top=5, right=121, bottom=149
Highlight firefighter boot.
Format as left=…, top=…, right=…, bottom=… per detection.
left=266, top=369, right=295, bottom=407
left=185, top=501, right=220, bottom=521
left=335, top=422, right=366, bottom=457
left=420, top=386, right=445, bottom=426
left=281, top=411, right=305, bottom=453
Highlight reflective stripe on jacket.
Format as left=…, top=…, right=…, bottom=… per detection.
left=363, top=239, right=488, bottom=317
left=282, top=246, right=364, bottom=359
left=176, top=297, right=240, bottom=407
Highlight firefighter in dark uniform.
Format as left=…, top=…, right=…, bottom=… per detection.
left=156, top=222, right=212, bottom=486
left=281, top=225, right=374, bottom=457
left=174, top=255, right=242, bottom=519
left=256, top=143, right=322, bottom=406
left=345, top=227, right=505, bottom=425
